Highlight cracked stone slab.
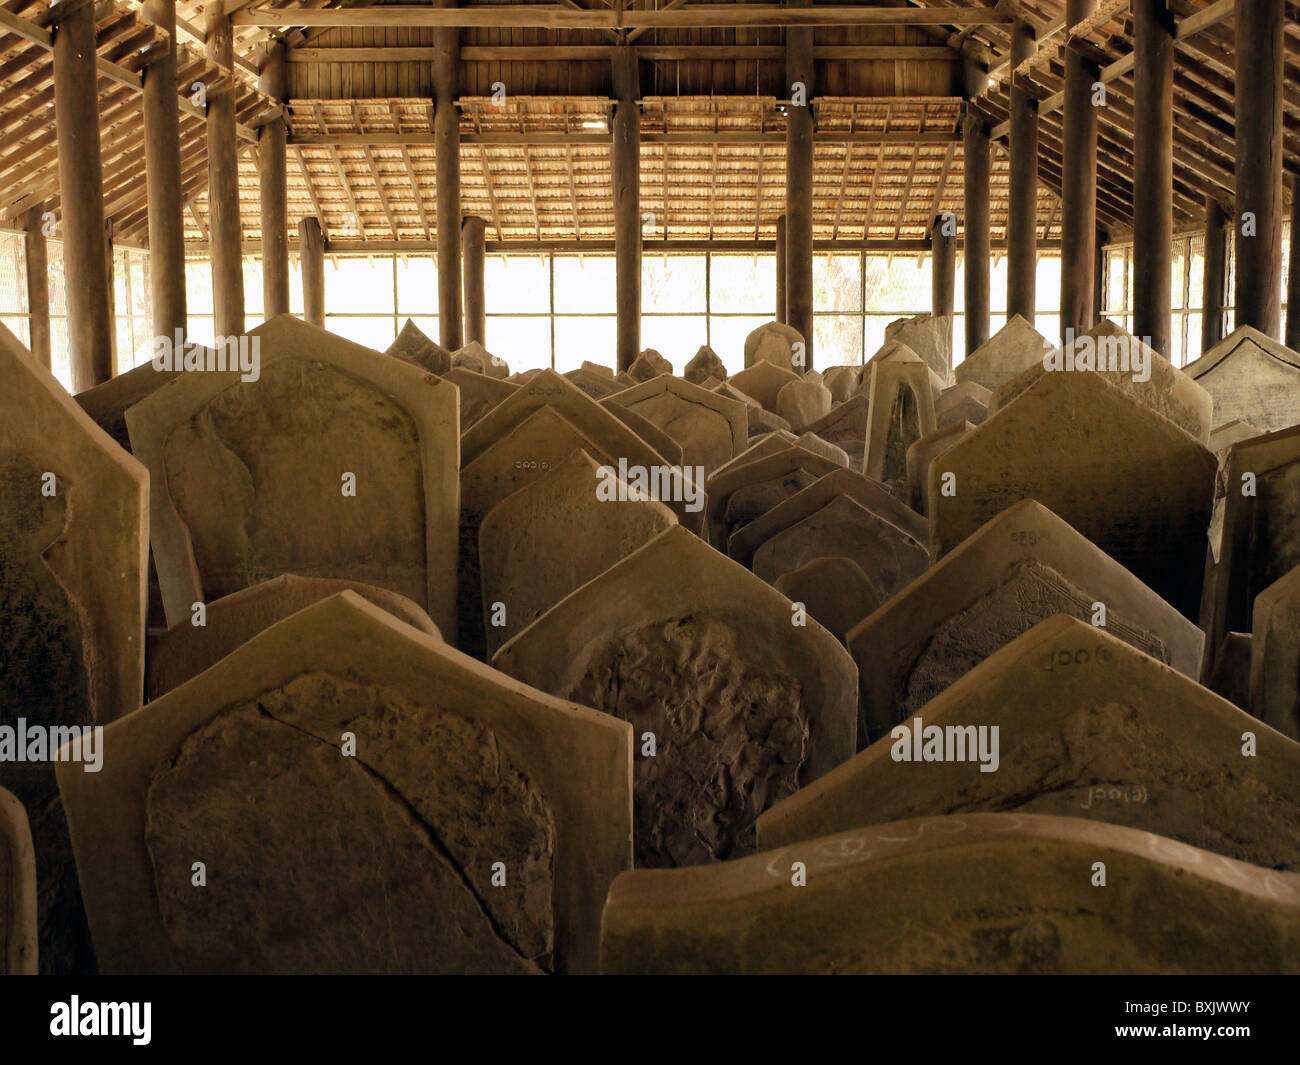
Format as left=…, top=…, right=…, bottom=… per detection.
left=601, top=811, right=1300, bottom=974
left=57, top=592, right=632, bottom=975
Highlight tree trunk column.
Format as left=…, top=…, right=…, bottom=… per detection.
left=1007, top=20, right=1038, bottom=323
left=1234, top=0, right=1285, bottom=337
left=931, top=214, right=956, bottom=324
left=612, top=47, right=641, bottom=373
left=785, top=6, right=815, bottom=370
left=775, top=214, right=787, bottom=323
left=1203, top=195, right=1229, bottom=352
left=962, top=50, right=991, bottom=359
left=207, top=9, right=244, bottom=339
left=1062, top=0, right=1099, bottom=346
left=462, top=215, right=486, bottom=345
left=434, top=3, right=462, bottom=350
left=22, top=206, right=51, bottom=370
left=299, top=217, right=325, bottom=327
left=52, top=0, right=113, bottom=390
left=142, top=0, right=187, bottom=342
left=259, top=41, right=290, bottom=319
left=1132, top=0, right=1174, bottom=358
left=1288, top=176, right=1300, bottom=351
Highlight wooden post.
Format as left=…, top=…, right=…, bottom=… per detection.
left=105, top=230, right=119, bottom=370
left=785, top=1, right=815, bottom=369
left=1132, top=0, right=1174, bottom=358
left=259, top=42, right=290, bottom=319
left=462, top=214, right=486, bottom=345
left=962, top=49, right=990, bottom=358
left=1203, top=195, right=1229, bottom=352
left=207, top=8, right=245, bottom=338
left=1288, top=177, right=1300, bottom=351
left=775, top=214, right=787, bottom=323
left=299, top=218, right=326, bottom=327
left=52, top=0, right=113, bottom=390
left=22, top=206, right=51, bottom=370
left=1234, top=0, right=1285, bottom=337
left=1061, top=0, right=1098, bottom=346
left=142, top=0, right=187, bottom=341
left=434, top=2, right=462, bottom=350
left=612, top=47, right=641, bottom=372
left=1007, top=19, right=1037, bottom=324
left=931, top=213, right=956, bottom=324
left=1094, top=226, right=1108, bottom=323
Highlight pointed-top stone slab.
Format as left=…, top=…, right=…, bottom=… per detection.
left=443, top=366, right=519, bottom=431
left=906, top=419, right=975, bottom=514
left=684, top=344, right=727, bottom=384
left=58, top=591, right=633, bottom=975
left=744, top=321, right=804, bottom=371
left=600, top=400, right=685, bottom=466
left=793, top=431, right=849, bottom=467
left=494, top=527, right=857, bottom=868
left=453, top=339, right=509, bottom=378
left=729, top=359, right=801, bottom=412
left=848, top=499, right=1205, bottom=740
left=0, top=786, right=37, bottom=974
left=704, top=445, right=842, bottom=548
left=1251, top=564, right=1300, bottom=740
left=606, top=374, right=747, bottom=475
left=764, top=615, right=1300, bottom=875
left=75, top=356, right=189, bottom=452
left=708, top=431, right=800, bottom=481
left=564, top=366, right=623, bottom=399
left=1210, top=419, right=1264, bottom=455
left=385, top=318, right=451, bottom=374
left=955, top=314, right=1055, bottom=392
left=629, top=349, right=673, bottom=380
left=1183, top=325, right=1300, bottom=434
left=862, top=360, right=937, bottom=485
left=773, top=557, right=879, bottom=643
left=884, top=313, right=952, bottom=384
left=934, top=379, right=991, bottom=429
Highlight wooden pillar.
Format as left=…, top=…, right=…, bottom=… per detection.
left=612, top=47, right=641, bottom=372
left=1234, top=0, right=1285, bottom=337
left=775, top=214, right=787, bottom=323
left=22, top=206, right=51, bottom=370
left=1132, top=0, right=1174, bottom=358
left=462, top=215, right=486, bottom=345
left=1007, top=20, right=1038, bottom=324
left=785, top=3, right=815, bottom=369
left=207, top=8, right=244, bottom=338
left=105, top=230, right=119, bottom=370
left=962, top=50, right=990, bottom=358
left=1094, top=226, right=1108, bottom=322
left=434, top=3, right=462, bottom=350
left=1203, top=195, right=1229, bottom=352
left=52, top=0, right=113, bottom=390
left=299, top=218, right=325, bottom=327
left=259, top=42, right=290, bottom=319
left=142, top=0, right=186, bottom=341
left=1061, top=0, right=1099, bottom=345
left=931, top=213, right=956, bottom=323
left=1288, top=177, right=1300, bottom=351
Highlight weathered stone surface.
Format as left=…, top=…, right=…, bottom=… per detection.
left=146, top=574, right=439, bottom=700
left=906, top=420, right=974, bottom=514
left=884, top=313, right=952, bottom=384
left=564, top=367, right=623, bottom=400
left=704, top=446, right=841, bottom=548
left=764, top=615, right=1300, bottom=875
left=1184, top=326, right=1300, bottom=434
left=58, top=592, right=632, bottom=974
left=774, top=557, right=880, bottom=643
left=609, top=375, right=747, bottom=475
left=582, top=360, right=614, bottom=378
left=601, top=401, right=685, bottom=466
left=934, top=380, right=990, bottom=430
left=479, top=449, right=677, bottom=656
left=708, top=432, right=799, bottom=480
left=1250, top=565, right=1300, bottom=740
left=822, top=364, right=862, bottom=403
left=746, top=405, right=793, bottom=438
left=76, top=358, right=184, bottom=452
left=0, top=323, right=147, bottom=974
left=848, top=499, right=1205, bottom=741
left=494, top=527, right=857, bottom=869
left=729, top=360, right=801, bottom=412
left=793, top=432, right=849, bottom=467
left=453, top=339, right=509, bottom=378
left=866, top=339, right=945, bottom=399
left=992, top=320, right=1214, bottom=444
left=385, top=319, right=451, bottom=374
left=629, top=349, right=673, bottom=381
left=126, top=315, right=460, bottom=639
left=1210, top=419, right=1264, bottom=456
left=743, top=321, right=804, bottom=371
left=930, top=371, right=1217, bottom=619
left=862, top=361, right=937, bottom=487
left=776, top=376, right=833, bottom=431
left=728, top=466, right=927, bottom=568
left=1206, top=631, right=1252, bottom=710
left=956, top=314, right=1054, bottom=392
left=712, top=380, right=758, bottom=408
left=684, top=345, right=727, bottom=384
left=803, top=393, right=870, bottom=467
left=444, top=366, right=519, bottom=432
left=602, top=811, right=1300, bottom=974
left=0, top=786, right=37, bottom=974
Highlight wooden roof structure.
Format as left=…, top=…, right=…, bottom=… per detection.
left=0, top=0, right=1293, bottom=250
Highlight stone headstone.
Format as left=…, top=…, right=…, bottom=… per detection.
left=629, top=348, right=673, bottom=381
left=603, top=811, right=1300, bottom=973
left=955, top=314, right=1054, bottom=392
left=746, top=406, right=793, bottom=438
left=1206, top=631, right=1253, bottom=710
left=764, top=615, right=1300, bottom=873
left=0, top=323, right=148, bottom=974
left=58, top=592, right=633, bottom=974
left=479, top=449, right=677, bottom=657
left=729, top=360, right=801, bottom=412
left=708, top=431, right=800, bottom=481
left=775, top=376, right=833, bottom=431
left=385, top=319, right=452, bottom=374
left=1183, top=326, right=1300, bottom=434
left=684, top=344, right=727, bottom=384
left=564, top=367, right=623, bottom=400
left=1210, top=419, right=1264, bottom=456
left=934, top=380, right=991, bottom=430
left=444, top=366, right=519, bottom=432
left=76, top=357, right=185, bottom=452
left=704, top=447, right=842, bottom=548
left=453, top=339, right=509, bottom=378
left=865, top=339, right=945, bottom=399
left=793, top=432, right=850, bottom=467
left=905, top=420, right=975, bottom=514
left=773, top=557, right=880, bottom=644
left=494, top=527, right=857, bottom=868
left=861, top=361, right=937, bottom=487
left=992, top=319, right=1213, bottom=444
left=930, top=371, right=1217, bottom=619
left=884, top=313, right=952, bottom=384
left=848, top=499, right=1206, bottom=741
left=0, top=786, right=37, bottom=974
left=582, top=360, right=614, bottom=378
left=803, top=394, right=871, bottom=467
left=601, top=400, right=686, bottom=466
left=1251, top=564, right=1300, bottom=741
left=743, top=321, right=805, bottom=372
left=126, top=314, right=461, bottom=640
left=146, top=574, right=440, bottom=700
left=607, top=374, right=747, bottom=476
left=821, top=364, right=862, bottom=403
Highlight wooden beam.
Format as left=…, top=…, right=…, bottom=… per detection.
left=286, top=130, right=962, bottom=146
left=1133, top=0, right=1175, bottom=357
left=286, top=44, right=960, bottom=62
left=1203, top=193, right=1229, bottom=351
left=142, top=0, right=187, bottom=339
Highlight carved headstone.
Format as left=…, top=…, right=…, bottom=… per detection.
left=906, top=420, right=975, bottom=514
left=1251, top=564, right=1300, bottom=740
left=453, top=339, right=509, bottom=378
left=729, top=360, right=801, bottom=412
left=862, top=361, right=937, bottom=487
left=773, top=557, right=880, bottom=644
left=821, top=364, right=862, bottom=403
left=792, top=432, right=849, bottom=467
left=704, top=446, right=841, bottom=548
left=385, top=319, right=452, bottom=374
left=608, top=374, right=747, bottom=475
left=803, top=393, right=871, bottom=468
left=444, top=366, right=520, bottom=432
left=955, top=314, right=1054, bottom=392
left=884, top=313, right=953, bottom=384
left=564, top=367, right=623, bottom=400
left=1183, top=326, right=1300, bottom=434
left=934, top=380, right=990, bottom=430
